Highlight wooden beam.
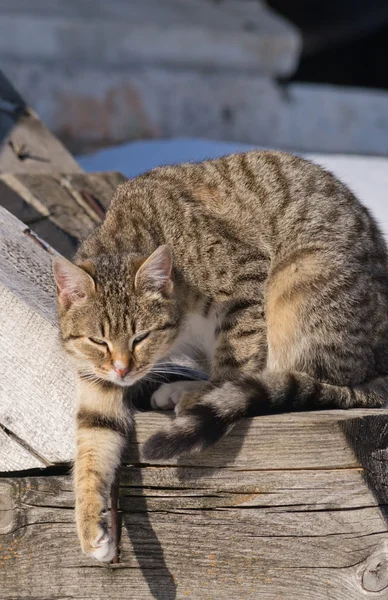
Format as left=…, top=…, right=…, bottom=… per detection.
left=0, top=171, right=126, bottom=257
left=0, top=70, right=82, bottom=174
left=1, top=409, right=388, bottom=598
left=0, top=71, right=127, bottom=260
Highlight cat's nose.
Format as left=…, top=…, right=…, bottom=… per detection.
left=113, top=363, right=130, bottom=378
left=114, top=367, right=129, bottom=378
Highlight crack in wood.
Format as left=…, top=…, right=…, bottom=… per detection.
left=0, top=465, right=71, bottom=478
left=0, top=424, right=50, bottom=468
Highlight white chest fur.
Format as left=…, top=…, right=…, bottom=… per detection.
left=171, top=311, right=218, bottom=364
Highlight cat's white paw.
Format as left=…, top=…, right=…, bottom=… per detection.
left=151, top=382, right=185, bottom=410
left=151, top=380, right=207, bottom=411
left=90, top=529, right=115, bottom=562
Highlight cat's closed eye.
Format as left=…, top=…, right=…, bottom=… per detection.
left=132, top=332, right=150, bottom=350
left=89, top=337, right=108, bottom=347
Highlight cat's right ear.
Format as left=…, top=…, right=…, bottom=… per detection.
left=52, top=257, right=95, bottom=310
left=134, top=245, right=173, bottom=297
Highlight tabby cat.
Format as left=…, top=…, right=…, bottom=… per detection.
left=53, top=151, right=388, bottom=561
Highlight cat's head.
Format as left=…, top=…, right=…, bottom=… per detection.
left=53, top=246, right=181, bottom=387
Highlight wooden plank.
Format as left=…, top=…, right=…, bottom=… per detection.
left=0, top=171, right=126, bottom=257
left=0, top=70, right=82, bottom=174
left=0, top=206, right=75, bottom=468
left=1, top=433, right=388, bottom=599
left=125, top=409, right=387, bottom=470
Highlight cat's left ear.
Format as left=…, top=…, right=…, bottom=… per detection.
left=52, top=256, right=95, bottom=310
left=135, top=245, right=174, bottom=296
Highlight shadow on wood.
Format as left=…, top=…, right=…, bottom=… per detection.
left=341, top=415, right=388, bottom=522
left=122, top=419, right=177, bottom=600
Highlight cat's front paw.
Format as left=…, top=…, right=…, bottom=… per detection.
left=77, top=505, right=115, bottom=562
left=151, top=380, right=207, bottom=411
left=90, top=527, right=115, bottom=562
left=81, top=523, right=115, bottom=562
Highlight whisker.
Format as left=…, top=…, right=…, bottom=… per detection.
left=150, top=368, right=208, bottom=381
left=77, top=370, right=108, bottom=386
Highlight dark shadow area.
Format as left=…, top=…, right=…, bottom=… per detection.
left=128, top=366, right=208, bottom=412
left=0, top=463, right=71, bottom=478
left=268, top=0, right=388, bottom=90
left=176, top=418, right=251, bottom=483
left=0, top=70, right=26, bottom=143
left=120, top=418, right=177, bottom=600
left=120, top=372, right=252, bottom=596
left=120, top=378, right=198, bottom=600
left=291, top=23, right=388, bottom=90
left=341, top=414, right=388, bottom=522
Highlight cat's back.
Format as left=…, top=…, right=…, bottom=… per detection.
left=111, top=150, right=369, bottom=226
left=80, top=150, right=387, bottom=272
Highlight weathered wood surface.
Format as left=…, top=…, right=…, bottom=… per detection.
left=0, top=171, right=126, bottom=257
left=1, top=409, right=388, bottom=599
left=0, top=70, right=81, bottom=173
left=0, top=206, right=75, bottom=469
left=0, top=72, right=127, bottom=468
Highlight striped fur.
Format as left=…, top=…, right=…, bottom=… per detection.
left=73, top=380, right=130, bottom=561
left=143, top=373, right=388, bottom=459
left=54, top=150, right=388, bottom=559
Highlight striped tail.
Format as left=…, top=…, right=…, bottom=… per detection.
left=142, top=371, right=388, bottom=460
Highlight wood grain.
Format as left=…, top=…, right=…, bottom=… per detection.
left=1, top=425, right=388, bottom=600
left=0, top=427, right=46, bottom=472
left=67, top=171, right=127, bottom=212
left=126, top=409, right=388, bottom=470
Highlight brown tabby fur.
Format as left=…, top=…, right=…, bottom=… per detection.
left=53, top=151, right=388, bottom=560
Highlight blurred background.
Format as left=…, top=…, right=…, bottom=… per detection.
left=2, top=0, right=388, bottom=156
